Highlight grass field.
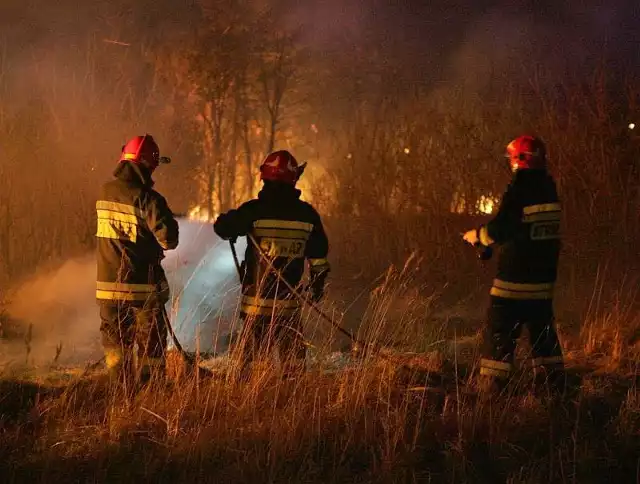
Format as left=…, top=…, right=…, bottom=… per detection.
left=1, top=260, right=638, bottom=483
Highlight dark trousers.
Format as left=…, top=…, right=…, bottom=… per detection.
left=99, top=300, right=169, bottom=378
left=235, top=312, right=306, bottom=373
left=480, top=297, right=564, bottom=380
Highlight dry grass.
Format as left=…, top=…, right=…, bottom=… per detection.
left=0, top=265, right=638, bottom=483
left=0, top=352, right=637, bottom=483
left=0, top=35, right=638, bottom=483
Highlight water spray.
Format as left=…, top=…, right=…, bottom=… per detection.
left=243, top=233, right=448, bottom=386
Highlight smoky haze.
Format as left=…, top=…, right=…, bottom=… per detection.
left=0, top=219, right=246, bottom=370
left=0, top=0, right=637, bottom=369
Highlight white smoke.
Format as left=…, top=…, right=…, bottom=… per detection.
left=0, top=218, right=246, bottom=370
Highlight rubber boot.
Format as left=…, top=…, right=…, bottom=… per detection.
left=138, top=357, right=166, bottom=386
left=475, top=373, right=508, bottom=399
left=105, top=349, right=134, bottom=393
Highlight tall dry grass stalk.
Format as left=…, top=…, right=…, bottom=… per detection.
left=0, top=297, right=637, bottom=482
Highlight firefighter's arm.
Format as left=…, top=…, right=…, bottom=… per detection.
left=305, top=211, right=330, bottom=302
left=476, top=184, right=521, bottom=247
left=145, top=192, right=179, bottom=250
left=213, top=201, right=255, bottom=241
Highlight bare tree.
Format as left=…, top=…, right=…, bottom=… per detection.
left=256, top=23, right=299, bottom=155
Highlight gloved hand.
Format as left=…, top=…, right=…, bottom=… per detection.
left=309, top=285, right=324, bottom=303
left=462, top=229, right=479, bottom=246
left=308, top=270, right=328, bottom=303
left=477, top=245, right=493, bottom=261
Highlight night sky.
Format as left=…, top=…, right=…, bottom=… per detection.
left=3, top=0, right=638, bottom=73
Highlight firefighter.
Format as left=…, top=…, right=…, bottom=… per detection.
left=463, top=135, right=565, bottom=394
left=213, top=150, right=330, bottom=379
left=96, top=134, right=179, bottom=386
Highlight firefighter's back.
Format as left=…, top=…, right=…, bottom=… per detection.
left=213, top=150, right=330, bottom=319
left=96, top=164, right=169, bottom=302
left=243, top=187, right=324, bottom=302
left=497, top=169, right=561, bottom=287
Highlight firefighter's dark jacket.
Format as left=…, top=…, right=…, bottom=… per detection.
left=213, top=181, right=330, bottom=317
left=478, top=169, right=561, bottom=300
left=96, top=161, right=179, bottom=304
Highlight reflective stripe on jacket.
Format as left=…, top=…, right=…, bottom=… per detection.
left=213, top=182, right=329, bottom=317
left=96, top=162, right=178, bottom=304
left=477, top=169, right=561, bottom=299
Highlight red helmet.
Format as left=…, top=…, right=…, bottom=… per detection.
left=259, top=150, right=306, bottom=185
left=119, top=134, right=170, bottom=171
left=505, top=135, right=547, bottom=172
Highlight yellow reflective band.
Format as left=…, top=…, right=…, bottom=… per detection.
left=480, top=367, right=510, bottom=379
left=122, top=153, right=138, bottom=160
left=490, top=287, right=554, bottom=300
left=253, top=219, right=314, bottom=232
left=480, top=358, right=512, bottom=372
left=140, top=357, right=165, bottom=368
left=96, top=200, right=143, bottom=218
left=523, top=203, right=561, bottom=215
left=241, top=295, right=300, bottom=309
left=479, top=226, right=495, bottom=246
left=254, top=228, right=311, bottom=240
left=523, top=212, right=561, bottom=223
left=105, top=348, right=123, bottom=369
left=241, top=295, right=300, bottom=317
left=309, top=258, right=329, bottom=267
left=96, top=205, right=140, bottom=242
left=96, top=219, right=137, bottom=242
left=96, top=290, right=154, bottom=301
left=96, top=281, right=156, bottom=292
left=96, top=209, right=140, bottom=224
left=493, top=280, right=555, bottom=291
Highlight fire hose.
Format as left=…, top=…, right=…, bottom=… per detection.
left=229, top=235, right=360, bottom=347
left=81, top=229, right=489, bottom=379
left=233, top=233, right=492, bottom=346
left=175, top=228, right=490, bottom=377
left=228, top=233, right=452, bottom=388
left=170, top=226, right=490, bottom=380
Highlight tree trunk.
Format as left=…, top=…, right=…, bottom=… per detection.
left=226, top=91, right=240, bottom=209
left=206, top=171, right=215, bottom=222
left=241, top=98, right=254, bottom=200
left=267, top=115, right=277, bottom=154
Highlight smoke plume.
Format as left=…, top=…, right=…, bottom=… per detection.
left=0, top=219, right=245, bottom=371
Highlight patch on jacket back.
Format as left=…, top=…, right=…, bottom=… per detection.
left=253, top=219, right=313, bottom=258
left=522, top=202, right=561, bottom=241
